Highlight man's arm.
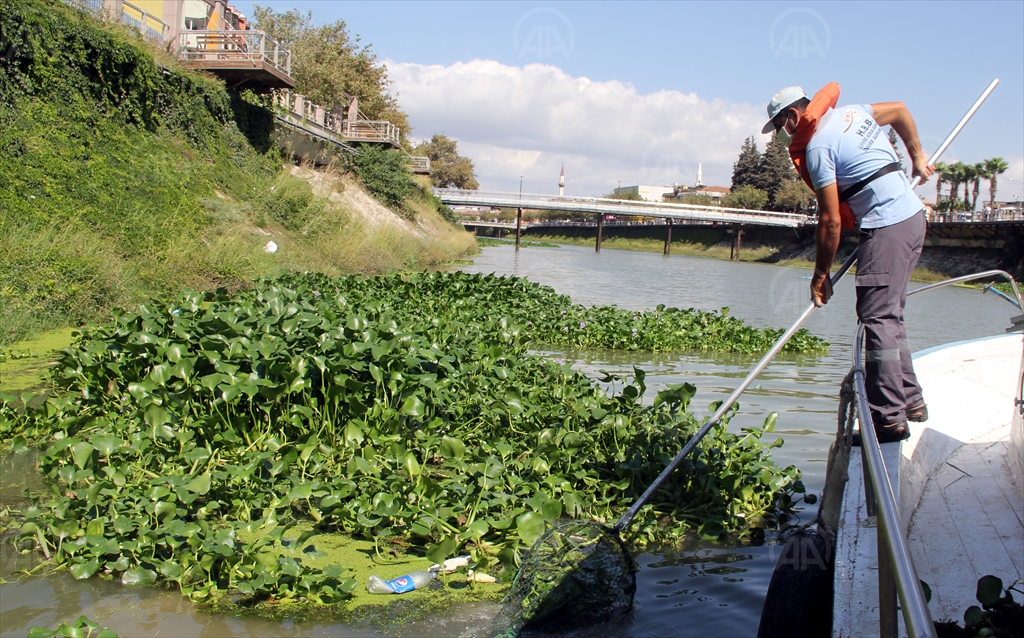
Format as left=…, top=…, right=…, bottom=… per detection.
left=811, top=183, right=842, bottom=307
left=869, top=101, right=933, bottom=184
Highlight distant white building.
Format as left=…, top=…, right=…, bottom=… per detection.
left=613, top=185, right=674, bottom=202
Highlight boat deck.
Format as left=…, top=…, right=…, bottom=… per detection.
left=908, top=435, right=1023, bottom=621
left=833, top=334, right=1024, bottom=637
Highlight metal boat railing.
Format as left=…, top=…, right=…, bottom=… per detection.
left=849, top=269, right=1021, bottom=638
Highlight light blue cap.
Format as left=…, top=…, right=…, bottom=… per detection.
left=761, top=86, right=808, bottom=134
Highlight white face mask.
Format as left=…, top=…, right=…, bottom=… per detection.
left=775, top=120, right=794, bottom=148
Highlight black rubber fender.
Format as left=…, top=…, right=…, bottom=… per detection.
left=756, top=529, right=834, bottom=638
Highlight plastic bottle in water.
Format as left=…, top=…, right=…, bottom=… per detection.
left=366, top=570, right=436, bottom=594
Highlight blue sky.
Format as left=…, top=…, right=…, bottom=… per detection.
left=236, top=1, right=1024, bottom=200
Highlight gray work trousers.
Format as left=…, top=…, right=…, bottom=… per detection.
left=855, top=210, right=926, bottom=426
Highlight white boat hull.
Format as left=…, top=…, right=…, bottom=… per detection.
left=833, top=333, right=1024, bottom=637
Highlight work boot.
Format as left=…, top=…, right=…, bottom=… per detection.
left=875, top=419, right=911, bottom=443
left=851, top=420, right=912, bottom=446
left=907, top=402, right=929, bottom=423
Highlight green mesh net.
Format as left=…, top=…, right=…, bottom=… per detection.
left=490, top=521, right=637, bottom=637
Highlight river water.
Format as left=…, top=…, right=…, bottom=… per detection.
left=1, top=243, right=1016, bottom=637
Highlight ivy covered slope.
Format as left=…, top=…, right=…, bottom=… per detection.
left=1, top=272, right=819, bottom=606
left=0, top=0, right=277, bottom=344
left=0, top=0, right=471, bottom=348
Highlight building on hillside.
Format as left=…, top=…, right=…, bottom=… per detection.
left=95, top=0, right=248, bottom=43
left=72, top=0, right=294, bottom=90
left=613, top=185, right=674, bottom=202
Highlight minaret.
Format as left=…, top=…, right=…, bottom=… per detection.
left=695, top=160, right=703, bottom=187
left=559, top=164, right=565, bottom=197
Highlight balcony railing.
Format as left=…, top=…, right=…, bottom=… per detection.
left=178, top=30, right=291, bottom=77
left=63, top=0, right=168, bottom=43
left=274, top=91, right=402, bottom=148
left=408, top=156, right=431, bottom=174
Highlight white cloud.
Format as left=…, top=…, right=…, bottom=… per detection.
left=389, top=59, right=769, bottom=196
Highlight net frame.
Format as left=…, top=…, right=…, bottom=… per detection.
left=491, top=521, right=637, bottom=636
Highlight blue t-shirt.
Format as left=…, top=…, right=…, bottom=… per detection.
left=805, top=104, right=923, bottom=229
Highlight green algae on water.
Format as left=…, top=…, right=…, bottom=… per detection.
left=0, top=329, right=75, bottom=392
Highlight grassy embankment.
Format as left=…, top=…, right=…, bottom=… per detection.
left=0, top=0, right=475, bottom=350
left=527, top=233, right=777, bottom=262
left=526, top=234, right=957, bottom=283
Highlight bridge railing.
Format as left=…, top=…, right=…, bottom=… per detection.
left=437, top=189, right=813, bottom=227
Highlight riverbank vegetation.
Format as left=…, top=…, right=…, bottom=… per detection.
left=1, top=271, right=819, bottom=611
left=0, top=0, right=474, bottom=348
left=525, top=234, right=781, bottom=263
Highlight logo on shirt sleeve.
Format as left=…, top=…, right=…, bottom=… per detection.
left=842, top=110, right=855, bottom=133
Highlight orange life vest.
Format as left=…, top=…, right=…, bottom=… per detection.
left=787, top=82, right=857, bottom=230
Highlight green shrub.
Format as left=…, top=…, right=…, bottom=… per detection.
left=350, top=144, right=416, bottom=216
left=258, top=174, right=325, bottom=232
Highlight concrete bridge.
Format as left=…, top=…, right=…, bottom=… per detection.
left=438, top=189, right=812, bottom=255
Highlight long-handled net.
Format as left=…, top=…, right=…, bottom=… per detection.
left=485, top=254, right=856, bottom=636
left=488, top=79, right=998, bottom=637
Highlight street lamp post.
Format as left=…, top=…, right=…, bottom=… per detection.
left=516, top=175, right=523, bottom=251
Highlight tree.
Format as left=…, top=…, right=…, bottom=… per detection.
left=983, top=157, right=1009, bottom=209
left=887, top=128, right=905, bottom=172
left=970, top=162, right=987, bottom=211
left=676, top=194, right=720, bottom=207
left=603, top=188, right=642, bottom=201
left=961, top=163, right=976, bottom=209
left=252, top=7, right=411, bottom=140
left=757, top=135, right=799, bottom=209
left=947, top=162, right=966, bottom=207
left=412, top=134, right=479, bottom=189
left=723, top=184, right=769, bottom=210
left=775, top=179, right=815, bottom=213
left=731, top=137, right=761, bottom=190
left=933, top=161, right=949, bottom=205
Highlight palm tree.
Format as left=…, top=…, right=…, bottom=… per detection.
left=984, top=157, right=1009, bottom=210
left=971, top=162, right=987, bottom=211
left=947, top=162, right=964, bottom=207
left=934, top=161, right=949, bottom=205
left=961, top=163, right=976, bottom=210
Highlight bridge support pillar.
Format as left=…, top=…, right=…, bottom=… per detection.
left=596, top=214, right=604, bottom=252
left=516, top=207, right=522, bottom=251
left=664, top=218, right=673, bottom=256
left=730, top=224, right=743, bottom=260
